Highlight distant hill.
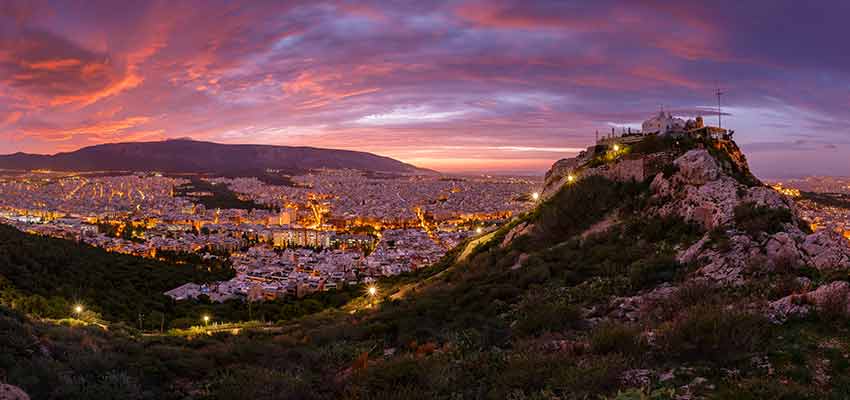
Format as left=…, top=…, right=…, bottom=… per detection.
left=0, top=139, right=432, bottom=175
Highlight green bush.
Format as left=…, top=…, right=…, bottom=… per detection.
left=733, top=202, right=793, bottom=236
left=590, top=322, right=645, bottom=356
left=657, top=304, right=770, bottom=362
left=534, top=176, right=647, bottom=243
left=514, top=294, right=582, bottom=336
left=711, top=378, right=812, bottom=400
left=628, top=256, right=682, bottom=290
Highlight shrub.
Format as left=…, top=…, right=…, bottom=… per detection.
left=646, top=280, right=719, bottom=323
left=733, top=202, right=793, bottom=236
left=492, top=352, right=627, bottom=399
left=628, top=256, right=682, bottom=290
left=711, top=378, right=812, bottom=399
left=657, top=304, right=770, bottom=362
left=589, top=322, right=645, bottom=357
left=534, top=176, right=646, bottom=243
left=815, top=286, right=850, bottom=324
left=514, top=295, right=582, bottom=336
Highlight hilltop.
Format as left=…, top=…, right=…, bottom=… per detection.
left=0, top=139, right=432, bottom=175
left=3, top=133, right=850, bottom=399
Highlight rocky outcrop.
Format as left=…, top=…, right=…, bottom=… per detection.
left=539, top=140, right=850, bottom=316
left=680, top=228, right=850, bottom=285
left=542, top=151, right=672, bottom=198
left=500, top=221, right=533, bottom=248
left=652, top=149, right=794, bottom=231
left=674, top=149, right=721, bottom=185
left=609, top=284, right=678, bottom=321
left=802, top=230, right=850, bottom=270
left=650, top=149, right=850, bottom=283
left=678, top=233, right=754, bottom=285
left=542, top=157, right=582, bottom=198
left=769, top=281, right=850, bottom=322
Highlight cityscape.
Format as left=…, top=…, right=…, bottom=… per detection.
left=0, top=168, right=539, bottom=302
left=2, top=1, right=850, bottom=399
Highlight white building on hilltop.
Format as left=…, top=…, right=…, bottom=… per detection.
left=641, top=111, right=685, bottom=134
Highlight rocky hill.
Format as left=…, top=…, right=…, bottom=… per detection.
left=3, top=135, right=850, bottom=399
left=0, top=138, right=432, bottom=175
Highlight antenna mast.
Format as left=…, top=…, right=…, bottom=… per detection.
left=715, top=88, right=724, bottom=128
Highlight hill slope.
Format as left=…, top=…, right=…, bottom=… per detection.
left=3, top=136, right=850, bottom=399
left=0, top=139, right=431, bottom=174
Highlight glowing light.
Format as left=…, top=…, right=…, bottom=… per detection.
left=770, top=184, right=801, bottom=198
left=74, top=305, right=83, bottom=314
left=368, top=286, right=378, bottom=297
left=531, top=192, right=540, bottom=201
left=203, top=315, right=210, bottom=325
left=567, top=175, right=575, bottom=183
left=475, top=227, right=483, bottom=234
left=613, top=144, right=620, bottom=152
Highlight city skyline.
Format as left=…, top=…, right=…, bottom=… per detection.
left=2, top=1, right=850, bottom=177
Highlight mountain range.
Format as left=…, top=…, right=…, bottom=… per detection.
left=0, top=139, right=431, bottom=175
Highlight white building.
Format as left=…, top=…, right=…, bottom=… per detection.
left=641, top=111, right=685, bottom=134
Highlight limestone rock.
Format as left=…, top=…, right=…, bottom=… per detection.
left=801, top=230, right=850, bottom=270
left=650, top=172, right=671, bottom=198
left=542, top=157, right=581, bottom=198
left=500, top=222, right=533, bottom=248
left=652, top=150, right=744, bottom=230
left=673, top=149, right=720, bottom=186
left=692, top=234, right=756, bottom=285
left=765, top=232, right=802, bottom=266
left=609, top=285, right=677, bottom=321
left=770, top=281, right=850, bottom=322
left=744, top=186, right=794, bottom=212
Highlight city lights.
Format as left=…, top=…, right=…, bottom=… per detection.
left=613, top=144, right=620, bottom=152
left=368, top=286, right=378, bottom=297
left=531, top=192, right=540, bottom=201
left=475, top=227, right=483, bottom=234
left=73, top=304, right=83, bottom=314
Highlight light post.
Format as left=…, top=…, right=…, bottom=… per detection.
left=367, top=286, right=378, bottom=307
left=203, top=315, right=210, bottom=327
left=73, top=304, right=83, bottom=315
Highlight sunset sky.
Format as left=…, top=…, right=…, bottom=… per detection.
left=1, top=1, right=848, bottom=177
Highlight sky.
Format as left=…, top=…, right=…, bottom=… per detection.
left=1, top=0, right=849, bottom=177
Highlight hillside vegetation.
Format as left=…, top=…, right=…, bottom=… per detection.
left=0, top=225, right=355, bottom=330
left=3, top=143, right=850, bottom=399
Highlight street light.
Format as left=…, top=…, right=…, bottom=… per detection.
left=73, top=304, right=83, bottom=315
left=368, top=286, right=378, bottom=297
left=567, top=175, right=575, bottom=183
left=613, top=144, right=620, bottom=152
left=531, top=192, right=540, bottom=201
left=203, top=315, right=210, bottom=327
left=475, top=227, right=483, bottom=234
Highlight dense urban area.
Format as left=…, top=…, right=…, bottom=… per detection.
left=0, top=169, right=539, bottom=303
left=769, top=177, right=850, bottom=241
